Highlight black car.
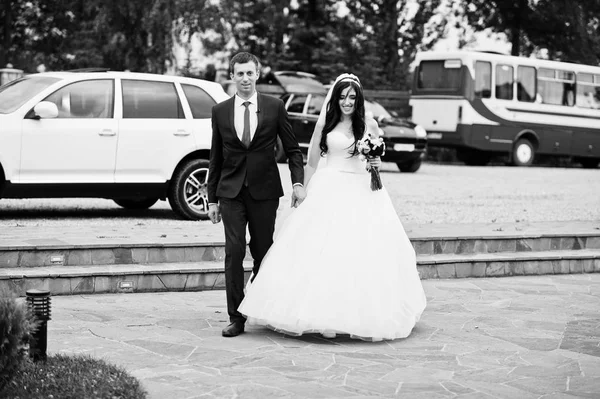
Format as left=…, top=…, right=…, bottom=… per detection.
left=260, top=71, right=427, bottom=172
left=279, top=90, right=427, bottom=172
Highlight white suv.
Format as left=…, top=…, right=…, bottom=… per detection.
left=0, top=70, right=229, bottom=220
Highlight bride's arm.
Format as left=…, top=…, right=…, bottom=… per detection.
left=303, top=121, right=324, bottom=187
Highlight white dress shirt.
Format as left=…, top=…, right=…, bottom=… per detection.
left=234, top=92, right=258, bottom=142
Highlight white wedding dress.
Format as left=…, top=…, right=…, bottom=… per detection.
left=238, top=127, right=427, bottom=341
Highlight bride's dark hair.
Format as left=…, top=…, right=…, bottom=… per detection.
left=319, top=79, right=365, bottom=157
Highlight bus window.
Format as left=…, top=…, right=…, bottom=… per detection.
left=576, top=73, right=600, bottom=109
left=417, top=60, right=461, bottom=90
left=537, top=68, right=575, bottom=106
left=495, top=64, right=514, bottom=100
left=475, top=61, right=491, bottom=98
left=517, top=66, right=536, bottom=102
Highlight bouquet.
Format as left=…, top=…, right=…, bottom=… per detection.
left=357, top=133, right=385, bottom=191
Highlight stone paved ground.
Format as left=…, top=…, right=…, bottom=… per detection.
left=47, top=274, right=600, bottom=399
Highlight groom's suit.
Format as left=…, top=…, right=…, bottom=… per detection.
left=208, top=92, right=304, bottom=324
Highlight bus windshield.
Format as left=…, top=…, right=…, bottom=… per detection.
left=417, top=60, right=462, bottom=90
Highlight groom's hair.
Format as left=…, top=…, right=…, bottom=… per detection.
left=230, top=52, right=261, bottom=74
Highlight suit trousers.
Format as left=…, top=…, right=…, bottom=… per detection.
left=220, top=186, right=279, bottom=323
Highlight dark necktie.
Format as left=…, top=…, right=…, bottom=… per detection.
left=242, top=101, right=251, bottom=148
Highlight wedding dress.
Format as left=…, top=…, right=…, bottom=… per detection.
left=237, top=125, right=427, bottom=341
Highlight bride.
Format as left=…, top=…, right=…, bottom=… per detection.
left=238, top=73, right=427, bottom=341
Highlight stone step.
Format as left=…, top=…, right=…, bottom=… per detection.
left=2, top=234, right=599, bottom=269
left=417, top=249, right=600, bottom=279
left=2, top=250, right=599, bottom=296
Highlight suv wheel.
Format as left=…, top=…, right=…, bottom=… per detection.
left=113, top=198, right=158, bottom=210
left=169, top=159, right=210, bottom=220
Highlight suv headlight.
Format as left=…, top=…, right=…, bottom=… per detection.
left=414, top=125, right=427, bottom=138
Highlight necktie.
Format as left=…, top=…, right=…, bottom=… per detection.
left=242, top=101, right=251, bottom=148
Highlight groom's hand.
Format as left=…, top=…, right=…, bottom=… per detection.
left=208, top=204, right=221, bottom=224
left=291, top=185, right=307, bottom=208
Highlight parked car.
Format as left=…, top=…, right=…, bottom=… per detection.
left=0, top=69, right=230, bottom=220
left=279, top=92, right=427, bottom=172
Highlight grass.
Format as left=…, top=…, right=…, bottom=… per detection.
left=0, top=353, right=147, bottom=399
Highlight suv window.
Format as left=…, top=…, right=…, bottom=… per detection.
left=43, top=79, right=114, bottom=118
left=0, top=76, right=60, bottom=114
left=306, top=94, right=325, bottom=115
left=288, top=94, right=307, bottom=113
left=181, top=84, right=215, bottom=118
left=122, top=80, right=184, bottom=119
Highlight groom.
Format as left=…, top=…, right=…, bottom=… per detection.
left=207, top=52, right=306, bottom=337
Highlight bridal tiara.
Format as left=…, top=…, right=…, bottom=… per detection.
left=336, top=73, right=361, bottom=87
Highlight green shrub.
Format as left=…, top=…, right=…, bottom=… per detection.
left=0, top=353, right=147, bottom=399
left=0, top=295, right=36, bottom=391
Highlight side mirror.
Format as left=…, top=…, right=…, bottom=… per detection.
left=33, top=101, right=59, bottom=119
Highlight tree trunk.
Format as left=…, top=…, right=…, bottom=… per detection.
left=383, top=1, right=400, bottom=87
left=1, top=0, right=12, bottom=67
left=511, top=0, right=526, bottom=56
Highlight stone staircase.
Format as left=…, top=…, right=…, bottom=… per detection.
left=1, top=227, right=599, bottom=296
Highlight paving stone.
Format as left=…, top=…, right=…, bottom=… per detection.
left=507, top=261, right=525, bottom=276
left=587, top=237, right=600, bottom=249
left=522, top=260, right=540, bottom=275
left=19, top=251, right=48, bottom=267
left=485, top=261, right=506, bottom=276
left=183, top=246, right=206, bottom=262
left=456, top=240, right=475, bottom=254
left=49, top=277, right=72, bottom=295
left=66, top=249, right=93, bottom=266
left=412, top=240, right=433, bottom=255
left=553, top=259, right=571, bottom=274
left=0, top=251, right=20, bottom=268
left=455, top=262, right=475, bottom=278
left=72, top=276, right=95, bottom=294
left=184, top=273, right=219, bottom=291
left=570, top=259, right=584, bottom=273
left=516, top=238, right=534, bottom=252
left=158, top=274, right=188, bottom=291
left=94, top=276, right=112, bottom=293
left=113, top=248, right=133, bottom=264
left=417, top=265, right=438, bottom=279
left=436, top=263, right=456, bottom=279
left=486, top=239, right=516, bottom=253
left=147, top=248, right=168, bottom=264
left=91, top=249, right=116, bottom=265
left=131, top=248, right=149, bottom=264
left=433, top=240, right=457, bottom=255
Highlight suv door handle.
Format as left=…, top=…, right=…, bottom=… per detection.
left=99, top=129, right=116, bottom=136
left=302, top=120, right=309, bottom=124
left=174, top=129, right=190, bottom=136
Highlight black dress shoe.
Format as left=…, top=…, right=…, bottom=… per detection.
left=222, top=322, right=245, bottom=337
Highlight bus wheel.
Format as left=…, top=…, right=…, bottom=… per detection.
left=512, top=139, right=535, bottom=166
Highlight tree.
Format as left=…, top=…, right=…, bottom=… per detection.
left=343, top=0, right=447, bottom=89
left=457, top=0, right=600, bottom=64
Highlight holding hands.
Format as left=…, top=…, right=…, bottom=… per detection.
left=291, top=185, right=307, bottom=208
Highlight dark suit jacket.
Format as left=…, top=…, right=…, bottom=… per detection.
left=207, top=93, right=304, bottom=203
